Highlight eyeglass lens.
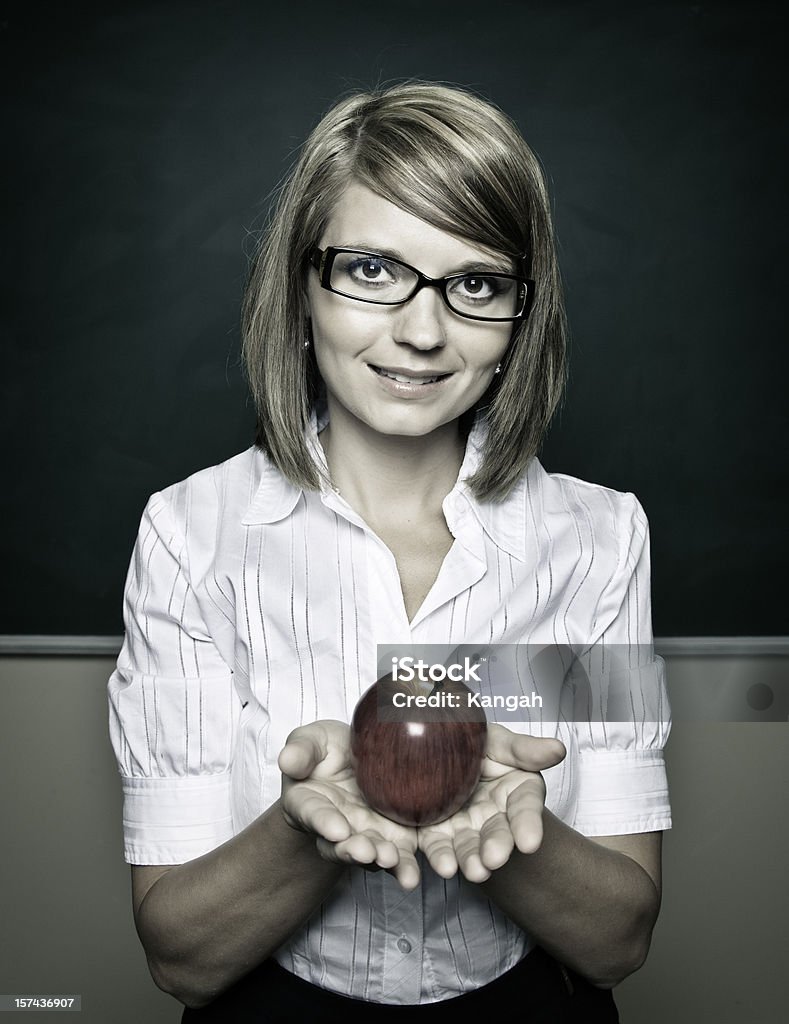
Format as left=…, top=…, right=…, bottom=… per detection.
left=329, top=251, right=523, bottom=319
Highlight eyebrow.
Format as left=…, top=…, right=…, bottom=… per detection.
left=335, top=243, right=514, bottom=276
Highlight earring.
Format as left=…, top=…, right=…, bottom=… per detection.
left=304, top=338, right=311, bottom=349
left=494, top=363, right=501, bottom=374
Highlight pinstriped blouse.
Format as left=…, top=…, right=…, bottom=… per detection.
left=108, top=416, right=671, bottom=1004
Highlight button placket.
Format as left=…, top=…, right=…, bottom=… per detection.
left=380, top=881, right=423, bottom=1003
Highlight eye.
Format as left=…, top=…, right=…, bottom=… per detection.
left=327, top=250, right=413, bottom=303
left=459, top=276, right=494, bottom=297
left=345, top=255, right=400, bottom=288
left=450, top=275, right=499, bottom=304
left=357, top=259, right=385, bottom=280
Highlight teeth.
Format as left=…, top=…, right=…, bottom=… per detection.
left=377, top=368, right=444, bottom=385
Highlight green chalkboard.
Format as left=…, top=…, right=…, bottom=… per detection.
left=2, top=1, right=786, bottom=637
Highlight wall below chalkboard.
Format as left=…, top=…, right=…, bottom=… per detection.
left=1, top=652, right=786, bottom=1023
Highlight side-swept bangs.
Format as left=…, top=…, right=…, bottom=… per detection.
left=242, top=82, right=567, bottom=500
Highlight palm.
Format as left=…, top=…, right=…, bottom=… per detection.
left=418, top=767, right=544, bottom=882
left=279, top=720, right=420, bottom=890
left=417, top=725, right=565, bottom=883
left=285, top=770, right=417, bottom=847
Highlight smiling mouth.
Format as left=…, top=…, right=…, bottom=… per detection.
left=370, top=365, right=452, bottom=385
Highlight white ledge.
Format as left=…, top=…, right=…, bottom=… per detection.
left=0, top=635, right=125, bottom=655
left=655, top=637, right=789, bottom=657
left=0, top=636, right=788, bottom=657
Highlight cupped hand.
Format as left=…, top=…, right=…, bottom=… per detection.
left=417, top=724, right=566, bottom=883
left=278, top=720, right=420, bottom=890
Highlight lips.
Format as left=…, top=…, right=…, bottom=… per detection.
left=370, top=364, right=452, bottom=386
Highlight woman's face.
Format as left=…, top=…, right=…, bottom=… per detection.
left=307, top=182, right=513, bottom=443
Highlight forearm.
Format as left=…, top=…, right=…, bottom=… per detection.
left=135, top=800, right=343, bottom=1008
left=481, top=812, right=661, bottom=988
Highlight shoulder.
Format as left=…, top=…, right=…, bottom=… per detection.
left=523, top=462, right=646, bottom=540
left=157, top=447, right=264, bottom=515
left=138, top=447, right=268, bottom=558
left=469, top=418, right=648, bottom=543
left=512, top=463, right=656, bottom=640
left=513, top=460, right=651, bottom=574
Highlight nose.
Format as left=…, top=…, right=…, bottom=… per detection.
left=391, top=283, right=447, bottom=351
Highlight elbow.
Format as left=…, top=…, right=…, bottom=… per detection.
left=146, top=954, right=224, bottom=1010
left=135, top=906, right=243, bottom=1008
left=584, top=889, right=661, bottom=989
left=588, top=904, right=659, bottom=989
left=585, top=936, right=652, bottom=989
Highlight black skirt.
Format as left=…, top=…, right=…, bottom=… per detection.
left=181, top=946, right=619, bottom=1023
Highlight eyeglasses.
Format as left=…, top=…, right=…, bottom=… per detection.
left=309, top=246, right=533, bottom=322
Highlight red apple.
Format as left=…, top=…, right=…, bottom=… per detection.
left=349, top=673, right=488, bottom=826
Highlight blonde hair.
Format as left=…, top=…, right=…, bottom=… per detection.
left=242, top=81, right=567, bottom=500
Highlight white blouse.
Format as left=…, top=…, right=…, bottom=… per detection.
left=108, top=417, right=671, bottom=1004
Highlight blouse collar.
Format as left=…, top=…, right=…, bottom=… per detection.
left=242, top=411, right=532, bottom=564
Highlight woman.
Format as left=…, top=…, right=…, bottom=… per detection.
left=108, top=82, right=671, bottom=1021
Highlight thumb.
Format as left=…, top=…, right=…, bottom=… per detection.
left=278, top=728, right=326, bottom=779
left=485, top=723, right=566, bottom=772
left=278, top=719, right=351, bottom=779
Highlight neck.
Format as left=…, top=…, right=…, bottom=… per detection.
left=319, top=407, right=467, bottom=522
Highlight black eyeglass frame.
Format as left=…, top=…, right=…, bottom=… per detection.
left=309, top=246, right=534, bottom=323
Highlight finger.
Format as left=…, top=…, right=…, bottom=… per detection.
left=329, top=827, right=410, bottom=871
left=418, top=830, right=459, bottom=879
left=317, top=830, right=417, bottom=891
left=506, top=777, right=546, bottom=854
left=452, top=825, right=490, bottom=884
left=327, top=832, right=380, bottom=865
left=485, top=724, right=566, bottom=773
left=392, top=850, right=421, bottom=891
left=368, top=834, right=401, bottom=871
left=315, top=835, right=377, bottom=868
left=288, top=789, right=352, bottom=843
left=477, top=811, right=515, bottom=871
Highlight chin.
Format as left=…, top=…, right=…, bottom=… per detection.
left=366, top=412, right=456, bottom=438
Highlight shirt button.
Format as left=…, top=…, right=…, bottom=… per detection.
left=396, top=937, right=412, bottom=954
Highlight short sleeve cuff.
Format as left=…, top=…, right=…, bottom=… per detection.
left=574, top=750, right=672, bottom=836
left=121, top=773, right=234, bottom=864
